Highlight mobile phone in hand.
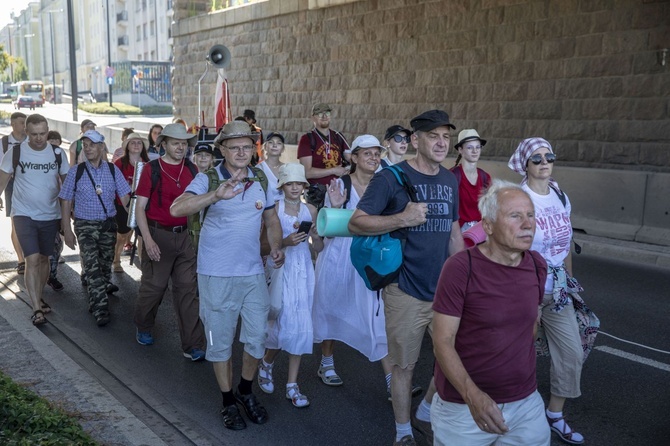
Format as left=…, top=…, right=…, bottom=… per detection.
left=297, top=221, right=312, bottom=235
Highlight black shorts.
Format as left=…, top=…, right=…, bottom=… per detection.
left=13, top=216, right=61, bottom=257
left=114, top=203, right=132, bottom=234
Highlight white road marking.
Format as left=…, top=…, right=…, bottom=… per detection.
left=595, top=346, right=670, bottom=372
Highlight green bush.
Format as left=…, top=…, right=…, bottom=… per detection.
left=0, top=371, right=97, bottom=445
left=78, top=103, right=172, bottom=116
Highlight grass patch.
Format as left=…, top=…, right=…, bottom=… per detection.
left=0, top=370, right=97, bottom=445
left=79, top=103, right=172, bottom=115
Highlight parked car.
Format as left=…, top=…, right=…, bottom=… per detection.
left=14, top=95, right=36, bottom=110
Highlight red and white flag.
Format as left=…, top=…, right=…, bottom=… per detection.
left=214, top=68, right=231, bottom=131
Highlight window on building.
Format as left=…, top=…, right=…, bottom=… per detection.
left=150, top=21, right=155, bottom=36
left=136, top=25, right=141, bottom=41
left=138, top=54, right=142, bottom=60
left=143, top=24, right=148, bottom=40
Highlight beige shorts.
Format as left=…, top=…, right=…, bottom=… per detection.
left=383, top=283, right=434, bottom=368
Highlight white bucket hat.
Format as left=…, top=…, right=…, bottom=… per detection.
left=277, top=163, right=309, bottom=189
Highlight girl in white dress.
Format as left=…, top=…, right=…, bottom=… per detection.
left=256, top=132, right=285, bottom=203
left=258, top=163, right=323, bottom=408
left=312, top=135, right=394, bottom=393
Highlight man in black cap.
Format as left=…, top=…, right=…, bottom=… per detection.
left=349, top=110, right=464, bottom=446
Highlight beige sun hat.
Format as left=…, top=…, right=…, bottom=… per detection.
left=455, top=129, right=487, bottom=149
left=121, top=133, right=148, bottom=153
left=277, top=163, right=309, bottom=189
left=154, top=123, right=197, bottom=147
left=213, top=121, right=260, bottom=146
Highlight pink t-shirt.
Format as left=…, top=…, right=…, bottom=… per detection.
left=433, top=247, right=547, bottom=404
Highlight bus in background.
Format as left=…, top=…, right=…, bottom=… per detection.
left=17, top=80, right=45, bottom=107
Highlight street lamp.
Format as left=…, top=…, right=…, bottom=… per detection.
left=47, top=10, right=63, bottom=104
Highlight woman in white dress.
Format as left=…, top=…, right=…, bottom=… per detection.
left=312, top=135, right=394, bottom=392
left=257, top=163, right=323, bottom=408
left=255, top=132, right=285, bottom=203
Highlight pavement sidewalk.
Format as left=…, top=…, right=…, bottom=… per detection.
left=0, top=274, right=167, bottom=446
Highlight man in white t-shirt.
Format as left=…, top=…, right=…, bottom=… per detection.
left=1, top=112, right=27, bottom=274
left=0, top=114, right=69, bottom=326
left=170, top=121, right=284, bottom=432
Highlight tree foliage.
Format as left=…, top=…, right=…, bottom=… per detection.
left=0, top=44, right=9, bottom=73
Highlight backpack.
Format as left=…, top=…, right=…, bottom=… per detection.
left=72, top=162, right=116, bottom=193
left=350, top=165, right=418, bottom=294
left=340, top=174, right=353, bottom=209
left=11, top=142, right=63, bottom=174
left=548, top=184, right=582, bottom=255
left=450, top=165, right=491, bottom=190
left=186, top=165, right=268, bottom=253
left=146, top=158, right=198, bottom=210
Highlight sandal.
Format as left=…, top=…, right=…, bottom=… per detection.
left=40, top=299, right=52, bottom=314
left=113, top=263, right=124, bottom=273
left=17, top=262, right=25, bottom=275
left=547, top=415, right=585, bottom=445
left=317, top=364, right=343, bottom=386
left=31, top=310, right=47, bottom=326
left=286, top=384, right=310, bottom=408
left=257, top=361, right=274, bottom=394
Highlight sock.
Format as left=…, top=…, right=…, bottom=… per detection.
left=221, top=390, right=235, bottom=407
left=385, top=373, right=392, bottom=392
left=262, top=358, right=273, bottom=368
left=238, top=377, right=253, bottom=395
left=321, top=355, right=334, bottom=368
left=320, top=355, right=337, bottom=378
left=395, top=422, right=413, bottom=442
left=415, top=398, right=432, bottom=422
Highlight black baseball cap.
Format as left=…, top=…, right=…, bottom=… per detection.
left=384, top=125, right=412, bottom=141
left=410, top=110, right=455, bottom=132
left=265, top=132, right=285, bottom=143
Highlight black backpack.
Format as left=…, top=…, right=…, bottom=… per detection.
left=10, top=142, right=63, bottom=174
left=145, top=158, right=198, bottom=210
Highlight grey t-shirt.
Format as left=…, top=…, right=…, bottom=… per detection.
left=357, top=161, right=459, bottom=301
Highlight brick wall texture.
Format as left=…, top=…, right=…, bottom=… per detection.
left=172, top=0, right=670, bottom=171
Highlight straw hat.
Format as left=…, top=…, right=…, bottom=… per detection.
left=121, top=133, right=148, bottom=152
left=155, top=123, right=197, bottom=147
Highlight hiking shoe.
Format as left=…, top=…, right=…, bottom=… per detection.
left=221, top=404, right=246, bottom=430
left=107, top=283, right=119, bottom=294
left=47, top=277, right=64, bottom=292
left=234, top=391, right=269, bottom=424
left=183, top=348, right=206, bottom=361
left=136, top=330, right=154, bottom=346
left=17, top=262, right=25, bottom=274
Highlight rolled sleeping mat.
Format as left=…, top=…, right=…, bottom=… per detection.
left=462, top=221, right=486, bottom=248
left=317, top=208, right=355, bottom=237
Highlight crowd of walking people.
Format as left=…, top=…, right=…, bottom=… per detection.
left=0, top=105, right=598, bottom=446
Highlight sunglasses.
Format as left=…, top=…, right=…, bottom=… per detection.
left=392, top=135, right=411, bottom=143
left=528, top=153, right=556, bottom=165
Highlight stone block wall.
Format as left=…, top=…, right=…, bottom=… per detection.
left=172, top=0, right=670, bottom=171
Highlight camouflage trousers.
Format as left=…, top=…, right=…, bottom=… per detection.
left=74, top=218, right=117, bottom=318
left=49, top=232, right=64, bottom=280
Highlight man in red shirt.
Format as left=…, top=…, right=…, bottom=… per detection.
left=133, top=123, right=206, bottom=361
left=431, top=180, right=550, bottom=445
left=297, top=103, right=351, bottom=185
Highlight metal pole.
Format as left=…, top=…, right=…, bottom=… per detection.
left=106, top=0, right=113, bottom=106
left=66, top=0, right=77, bottom=121
left=49, top=13, right=57, bottom=104
left=197, top=62, right=210, bottom=128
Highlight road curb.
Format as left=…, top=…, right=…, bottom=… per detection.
left=574, top=233, right=670, bottom=270
left=0, top=277, right=168, bottom=446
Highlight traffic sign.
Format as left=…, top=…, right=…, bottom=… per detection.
left=107, top=77, right=114, bottom=85
left=105, top=66, right=115, bottom=77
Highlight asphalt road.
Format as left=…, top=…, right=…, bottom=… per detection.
left=0, top=210, right=668, bottom=446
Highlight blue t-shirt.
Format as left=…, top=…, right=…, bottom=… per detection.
left=357, top=161, right=459, bottom=301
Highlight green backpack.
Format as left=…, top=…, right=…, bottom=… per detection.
left=187, top=166, right=268, bottom=253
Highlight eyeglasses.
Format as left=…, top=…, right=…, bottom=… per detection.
left=224, top=145, right=255, bottom=154
left=314, top=112, right=331, bottom=118
left=528, top=153, right=556, bottom=165
left=392, top=135, right=411, bottom=143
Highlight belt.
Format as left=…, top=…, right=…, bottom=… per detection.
left=148, top=220, right=187, bottom=233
